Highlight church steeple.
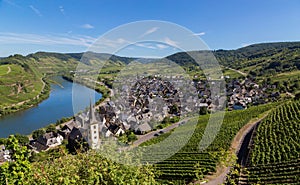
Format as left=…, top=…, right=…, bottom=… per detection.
left=89, top=99, right=96, bottom=124
left=87, top=99, right=100, bottom=149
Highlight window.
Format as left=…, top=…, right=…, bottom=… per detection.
left=93, top=125, right=96, bottom=129
left=94, top=136, right=97, bottom=140
left=94, top=131, right=97, bottom=134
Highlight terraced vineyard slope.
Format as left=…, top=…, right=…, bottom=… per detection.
left=240, top=100, right=300, bottom=185
left=140, top=103, right=276, bottom=183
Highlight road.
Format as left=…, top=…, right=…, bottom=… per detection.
left=132, top=118, right=190, bottom=146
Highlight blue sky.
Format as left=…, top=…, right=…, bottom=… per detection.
left=0, top=0, right=300, bottom=57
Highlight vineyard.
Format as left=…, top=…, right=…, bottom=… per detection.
left=237, top=100, right=300, bottom=185
left=140, top=103, right=276, bottom=183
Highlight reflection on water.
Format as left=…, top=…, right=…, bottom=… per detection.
left=0, top=76, right=102, bottom=138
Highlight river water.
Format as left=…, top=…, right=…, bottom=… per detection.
left=0, top=76, right=102, bottom=138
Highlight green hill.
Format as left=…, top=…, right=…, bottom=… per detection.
left=214, top=42, right=300, bottom=76
left=164, top=42, right=300, bottom=78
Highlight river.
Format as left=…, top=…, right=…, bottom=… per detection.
left=0, top=76, right=102, bottom=138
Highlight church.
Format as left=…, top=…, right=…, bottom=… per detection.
left=71, top=102, right=125, bottom=150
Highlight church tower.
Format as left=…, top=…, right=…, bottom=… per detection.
left=87, top=101, right=100, bottom=149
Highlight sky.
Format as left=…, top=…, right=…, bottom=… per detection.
left=0, top=0, right=300, bottom=57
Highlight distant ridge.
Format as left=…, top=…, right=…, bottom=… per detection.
left=0, top=41, right=299, bottom=77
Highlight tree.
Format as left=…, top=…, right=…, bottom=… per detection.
left=162, top=116, right=171, bottom=124
left=294, top=92, right=300, bottom=100
left=14, top=133, right=29, bottom=146
left=26, top=149, right=158, bottom=184
left=32, top=129, right=45, bottom=139
left=169, top=104, right=179, bottom=114
left=46, top=124, right=56, bottom=133
left=127, top=132, right=137, bottom=143
left=0, top=138, right=6, bottom=145
left=0, top=135, right=32, bottom=185
left=199, top=106, right=208, bottom=115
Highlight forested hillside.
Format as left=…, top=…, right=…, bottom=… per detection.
left=214, top=42, right=300, bottom=76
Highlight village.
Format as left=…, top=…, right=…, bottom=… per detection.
left=0, top=75, right=281, bottom=164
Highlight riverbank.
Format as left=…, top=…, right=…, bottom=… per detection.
left=62, top=75, right=111, bottom=105
left=0, top=76, right=102, bottom=138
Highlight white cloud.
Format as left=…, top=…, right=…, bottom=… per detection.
left=29, top=5, right=42, bottom=17
left=0, top=32, right=96, bottom=47
left=96, top=38, right=129, bottom=48
left=140, top=27, right=159, bottom=38
left=164, top=37, right=179, bottom=48
left=81, top=24, right=94, bottom=29
left=193, top=32, right=206, bottom=36
left=135, top=43, right=156, bottom=49
left=59, top=6, right=65, bottom=15
left=3, top=0, right=21, bottom=8
left=132, top=43, right=170, bottom=50
left=156, top=43, right=168, bottom=49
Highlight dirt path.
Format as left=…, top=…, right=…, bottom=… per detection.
left=286, top=92, right=295, bottom=98
left=6, top=66, right=11, bottom=74
left=196, top=112, right=270, bottom=185
left=226, top=67, right=247, bottom=77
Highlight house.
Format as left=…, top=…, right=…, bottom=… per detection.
left=38, top=132, right=64, bottom=147
left=134, top=123, right=152, bottom=135
left=0, top=145, right=11, bottom=164
left=59, top=121, right=76, bottom=139
left=68, top=127, right=84, bottom=150
left=30, top=132, right=64, bottom=152
left=29, top=140, right=48, bottom=152
left=108, top=124, right=125, bottom=136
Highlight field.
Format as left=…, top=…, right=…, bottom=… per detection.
left=140, top=103, right=277, bottom=183
left=239, top=100, right=300, bottom=184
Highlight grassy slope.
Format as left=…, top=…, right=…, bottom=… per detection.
left=0, top=61, right=43, bottom=108
left=0, top=53, right=79, bottom=114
